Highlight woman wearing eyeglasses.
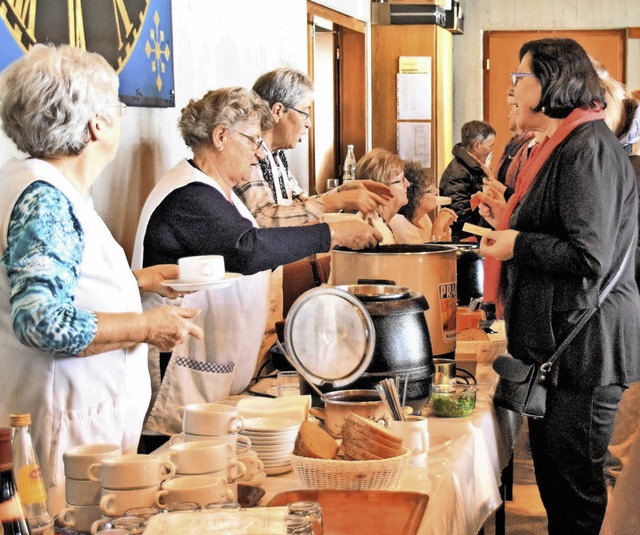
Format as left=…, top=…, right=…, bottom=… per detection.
left=389, top=160, right=458, bottom=243
left=132, top=87, right=381, bottom=435
left=480, top=38, right=640, bottom=535
left=0, top=44, right=204, bottom=487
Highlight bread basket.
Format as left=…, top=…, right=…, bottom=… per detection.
left=290, top=449, right=410, bottom=490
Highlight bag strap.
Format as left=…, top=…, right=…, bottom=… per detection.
left=539, top=238, right=635, bottom=381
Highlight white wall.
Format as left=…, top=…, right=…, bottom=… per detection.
left=453, top=0, right=640, bottom=136
left=0, top=0, right=311, bottom=257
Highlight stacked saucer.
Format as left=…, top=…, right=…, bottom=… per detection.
left=240, top=417, right=300, bottom=475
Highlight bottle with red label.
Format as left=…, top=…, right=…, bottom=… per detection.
left=0, top=426, right=31, bottom=534
left=10, top=415, right=53, bottom=535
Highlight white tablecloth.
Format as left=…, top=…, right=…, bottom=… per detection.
left=260, top=364, right=521, bottom=535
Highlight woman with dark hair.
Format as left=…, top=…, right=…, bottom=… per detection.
left=480, top=38, right=640, bottom=534
left=389, top=160, right=457, bottom=243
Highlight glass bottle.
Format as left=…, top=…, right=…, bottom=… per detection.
left=286, top=501, right=323, bottom=535
left=342, top=144, right=356, bottom=181
left=0, top=427, right=32, bottom=534
left=10, top=415, right=53, bottom=535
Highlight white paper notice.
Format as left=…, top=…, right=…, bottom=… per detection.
left=397, top=73, right=431, bottom=120
left=397, top=122, right=431, bottom=168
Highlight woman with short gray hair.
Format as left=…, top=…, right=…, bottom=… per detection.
left=132, top=86, right=380, bottom=435
left=0, top=44, right=203, bottom=487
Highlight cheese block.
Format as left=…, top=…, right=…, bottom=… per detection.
left=293, top=421, right=339, bottom=459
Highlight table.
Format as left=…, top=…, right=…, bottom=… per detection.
left=260, top=364, right=521, bottom=535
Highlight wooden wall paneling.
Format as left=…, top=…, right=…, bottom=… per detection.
left=372, top=24, right=453, bottom=184
left=339, top=27, right=366, bottom=163
left=483, top=29, right=626, bottom=168
left=307, top=14, right=317, bottom=193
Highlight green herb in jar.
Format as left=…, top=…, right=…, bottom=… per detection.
left=431, top=388, right=476, bottom=417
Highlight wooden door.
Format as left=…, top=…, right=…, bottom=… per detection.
left=484, top=30, right=626, bottom=169
left=307, top=2, right=366, bottom=194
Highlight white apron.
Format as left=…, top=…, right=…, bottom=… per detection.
left=132, top=160, right=270, bottom=434
left=0, top=159, right=150, bottom=488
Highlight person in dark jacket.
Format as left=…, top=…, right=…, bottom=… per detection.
left=439, top=120, right=495, bottom=240
left=480, top=38, right=640, bottom=535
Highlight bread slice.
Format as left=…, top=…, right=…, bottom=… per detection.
left=342, top=427, right=404, bottom=459
left=457, top=327, right=490, bottom=341
left=341, top=413, right=405, bottom=460
left=343, top=413, right=403, bottom=445
left=293, top=421, right=339, bottom=459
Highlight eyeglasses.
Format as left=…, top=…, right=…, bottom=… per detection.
left=511, top=72, right=536, bottom=86
left=112, top=101, right=127, bottom=117
left=389, top=174, right=406, bottom=186
left=287, top=106, right=311, bottom=122
left=236, top=131, right=264, bottom=150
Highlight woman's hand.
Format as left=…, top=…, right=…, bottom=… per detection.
left=323, top=187, right=390, bottom=215
left=328, top=220, right=382, bottom=249
left=143, top=306, right=204, bottom=352
left=480, top=230, right=519, bottom=261
left=474, top=188, right=507, bottom=229
left=134, top=265, right=183, bottom=299
left=432, top=208, right=458, bottom=241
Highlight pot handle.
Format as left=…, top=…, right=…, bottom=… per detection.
left=357, top=278, right=396, bottom=285
left=309, top=407, right=328, bottom=421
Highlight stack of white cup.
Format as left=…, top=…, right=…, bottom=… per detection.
left=170, top=402, right=256, bottom=499
left=88, top=454, right=174, bottom=518
left=60, top=443, right=121, bottom=533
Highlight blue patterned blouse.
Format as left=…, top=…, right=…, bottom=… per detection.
left=1, top=181, right=97, bottom=355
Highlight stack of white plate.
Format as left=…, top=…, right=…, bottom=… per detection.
left=240, top=417, right=300, bottom=475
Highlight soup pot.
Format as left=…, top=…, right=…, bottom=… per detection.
left=284, top=284, right=435, bottom=413
left=447, top=242, right=484, bottom=306
left=331, top=244, right=457, bottom=359
left=308, top=389, right=386, bottom=438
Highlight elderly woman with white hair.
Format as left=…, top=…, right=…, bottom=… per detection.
left=0, top=44, right=203, bottom=487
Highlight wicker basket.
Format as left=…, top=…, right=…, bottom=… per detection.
left=290, top=450, right=410, bottom=490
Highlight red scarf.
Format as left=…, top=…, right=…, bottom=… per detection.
left=483, top=107, right=604, bottom=317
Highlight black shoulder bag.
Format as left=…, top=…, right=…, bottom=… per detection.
left=492, top=241, right=634, bottom=419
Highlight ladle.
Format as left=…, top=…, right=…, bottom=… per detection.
left=276, top=340, right=327, bottom=401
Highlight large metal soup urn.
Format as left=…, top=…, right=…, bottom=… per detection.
left=284, top=284, right=435, bottom=413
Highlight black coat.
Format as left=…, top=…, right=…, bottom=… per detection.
left=505, top=120, right=640, bottom=390
left=439, top=144, right=489, bottom=240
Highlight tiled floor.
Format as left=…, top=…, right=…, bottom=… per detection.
left=484, top=419, right=548, bottom=535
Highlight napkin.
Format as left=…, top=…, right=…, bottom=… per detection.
left=236, top=395, right=311, bottom=424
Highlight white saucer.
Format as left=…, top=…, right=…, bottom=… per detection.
left=264, top=463, right=293, bottom=475
left=161, top=272, right=243, bottom=291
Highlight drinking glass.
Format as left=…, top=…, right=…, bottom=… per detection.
left=277, top=371, right=300, bottom=397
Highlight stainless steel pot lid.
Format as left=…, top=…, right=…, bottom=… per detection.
left=336, top=284, right=412, bottom=300
left=284, top=287, right=375, bottom=388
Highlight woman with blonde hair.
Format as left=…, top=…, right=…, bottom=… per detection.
left=354, top=148, right=409, bottom=243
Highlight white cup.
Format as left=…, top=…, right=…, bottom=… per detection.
left=100, top=485, right=163, bottom=517
left=178, top=255, right=225, bottom=282
left=170, top=432, right=252, bottom=455
left=388, top=415, right=429, bottom=465
left=59, top=504, right=103, bottom=532
left=156, top=474, right=233, bottom=508
left=65, top=476, right=102, bottom=506
left=237, top=450, right=265, bottom=481
left=88, top=454, right=175, bottom=489
left=179, top=403, right=245, bottom=435
left=166, top=440, right=234, bottom=475
left=63, top=443, right=122, bottom=480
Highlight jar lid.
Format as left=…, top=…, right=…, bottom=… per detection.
left=284, top=287, right=375, bottom=388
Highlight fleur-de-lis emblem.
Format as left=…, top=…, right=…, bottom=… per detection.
left=144, top=10, right=170, bottom=91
